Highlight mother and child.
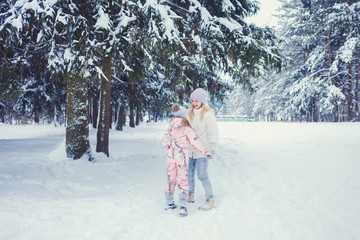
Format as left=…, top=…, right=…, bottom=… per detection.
left=161, top=88, right=219, bottom=217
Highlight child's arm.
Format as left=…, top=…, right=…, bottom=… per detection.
left=185, top=127, right=210, bottom=157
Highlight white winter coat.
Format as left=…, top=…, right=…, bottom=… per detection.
left=188, top=107, right=219, bottom=159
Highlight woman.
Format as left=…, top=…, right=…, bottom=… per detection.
left=187, top=88, right=219, bottom=211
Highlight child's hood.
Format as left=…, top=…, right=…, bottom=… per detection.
left=169, top=117, right=185, bottom=128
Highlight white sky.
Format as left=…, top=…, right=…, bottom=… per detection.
left=246, top=0, right=282, bottom=27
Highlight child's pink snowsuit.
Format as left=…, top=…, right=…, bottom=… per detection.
left=162, top=117, right=207, bottom=206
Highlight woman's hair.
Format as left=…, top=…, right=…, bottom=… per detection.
left=182, top=118, right=191, bottom=127
left=188, top=103, right=214, bottom=121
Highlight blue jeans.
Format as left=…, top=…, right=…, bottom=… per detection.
left=188, top=157, right=213, bottom=199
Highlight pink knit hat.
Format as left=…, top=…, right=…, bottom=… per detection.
left=190, top=88, right=207, bottom=104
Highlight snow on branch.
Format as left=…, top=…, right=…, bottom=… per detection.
left=95, top=6, right=111, bottom=31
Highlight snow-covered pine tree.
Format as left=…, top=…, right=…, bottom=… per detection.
left=0, top=0, right=58, bottom=124
left=137, top=0, right=281, bottom=111
left=62, top=1, right=97, bottom=160
left=280, top=0, right=333, bottom=121
left=85, top=0, right=283, bottom=128
left=93, top=1, right=122, bottom=157
left=329, top=0, right=360, bottom=121
left=0, top=1, right=22, bottom=123
left=0, top=1, right=21, bottom=124
left=196, top=0, right=281, bottom=94
left=41, top=0, right=100, bottom=160
left=0, top=0, right=97, bottom=157
left=251, top=0, right=341, bottom=122
left=294, top=0, right=360, bottom=122
left=245, top=0, right=359, bottom=122
left=106, top=1, right=151, bottom=128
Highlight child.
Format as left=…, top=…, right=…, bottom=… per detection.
left=162, top=104, right=210, bottom=217
left=187, top=88, right=219, bottom=211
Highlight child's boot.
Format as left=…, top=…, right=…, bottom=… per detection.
left=187, top=192, right=195, bottom=203
left=179, top=206, right=188, bottom=217
left=165, top=202, right=177, bottom=210
left=198, top=198, right=215, bottom=211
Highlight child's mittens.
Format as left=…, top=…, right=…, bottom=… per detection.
left=205, top=150, right=212, bottom=159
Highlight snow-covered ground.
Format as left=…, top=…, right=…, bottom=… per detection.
left=0, top=121, right=360, bottom=240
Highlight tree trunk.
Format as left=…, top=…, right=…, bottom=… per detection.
left=33, top=95, right=40, bottom=124
left=88, top=93, right=92, bottom=126
left=66, top=74, right=92, bottom=160
left=96, top=55, right=112, bottom=157
left=129, top=97, right=135, bottom=128
left=33, top=107, right=39, bottom=124
left=154, top=105, right=161, bottom=122
left=115, top=103, right=125, bottom=131
left=54, top=104, right=58, bottom=126
left=92, top=91, right=98, bottom=128
left=326, top=2, right=336, bottom=121
left=135, top=102, right=142, bottom=126
left=300, top=7, right=306, bottom=66
left=327, top=30, right=332, bottom=83
left=356, top=46, right=359, bottom=120
left=0, top=105, right=4, bottom=123
left=109, top=103, right=113, bottom=129
left=114, top=102, right=118, bottom=127
left=347, top=62, right=353, bottom=121
left=346, top=0, right=353, bottom=121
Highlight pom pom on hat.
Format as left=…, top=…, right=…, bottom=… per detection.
left=190, top=88, right=207, bottom=104
left=171, top=104, right=188, bottom=118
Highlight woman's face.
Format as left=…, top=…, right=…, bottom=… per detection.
left=191, top=98, right=202, bottom=110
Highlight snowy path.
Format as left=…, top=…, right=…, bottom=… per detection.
left=0, top=134, right=63, bottom=183
left=0, top=122, right=360, bottom=240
